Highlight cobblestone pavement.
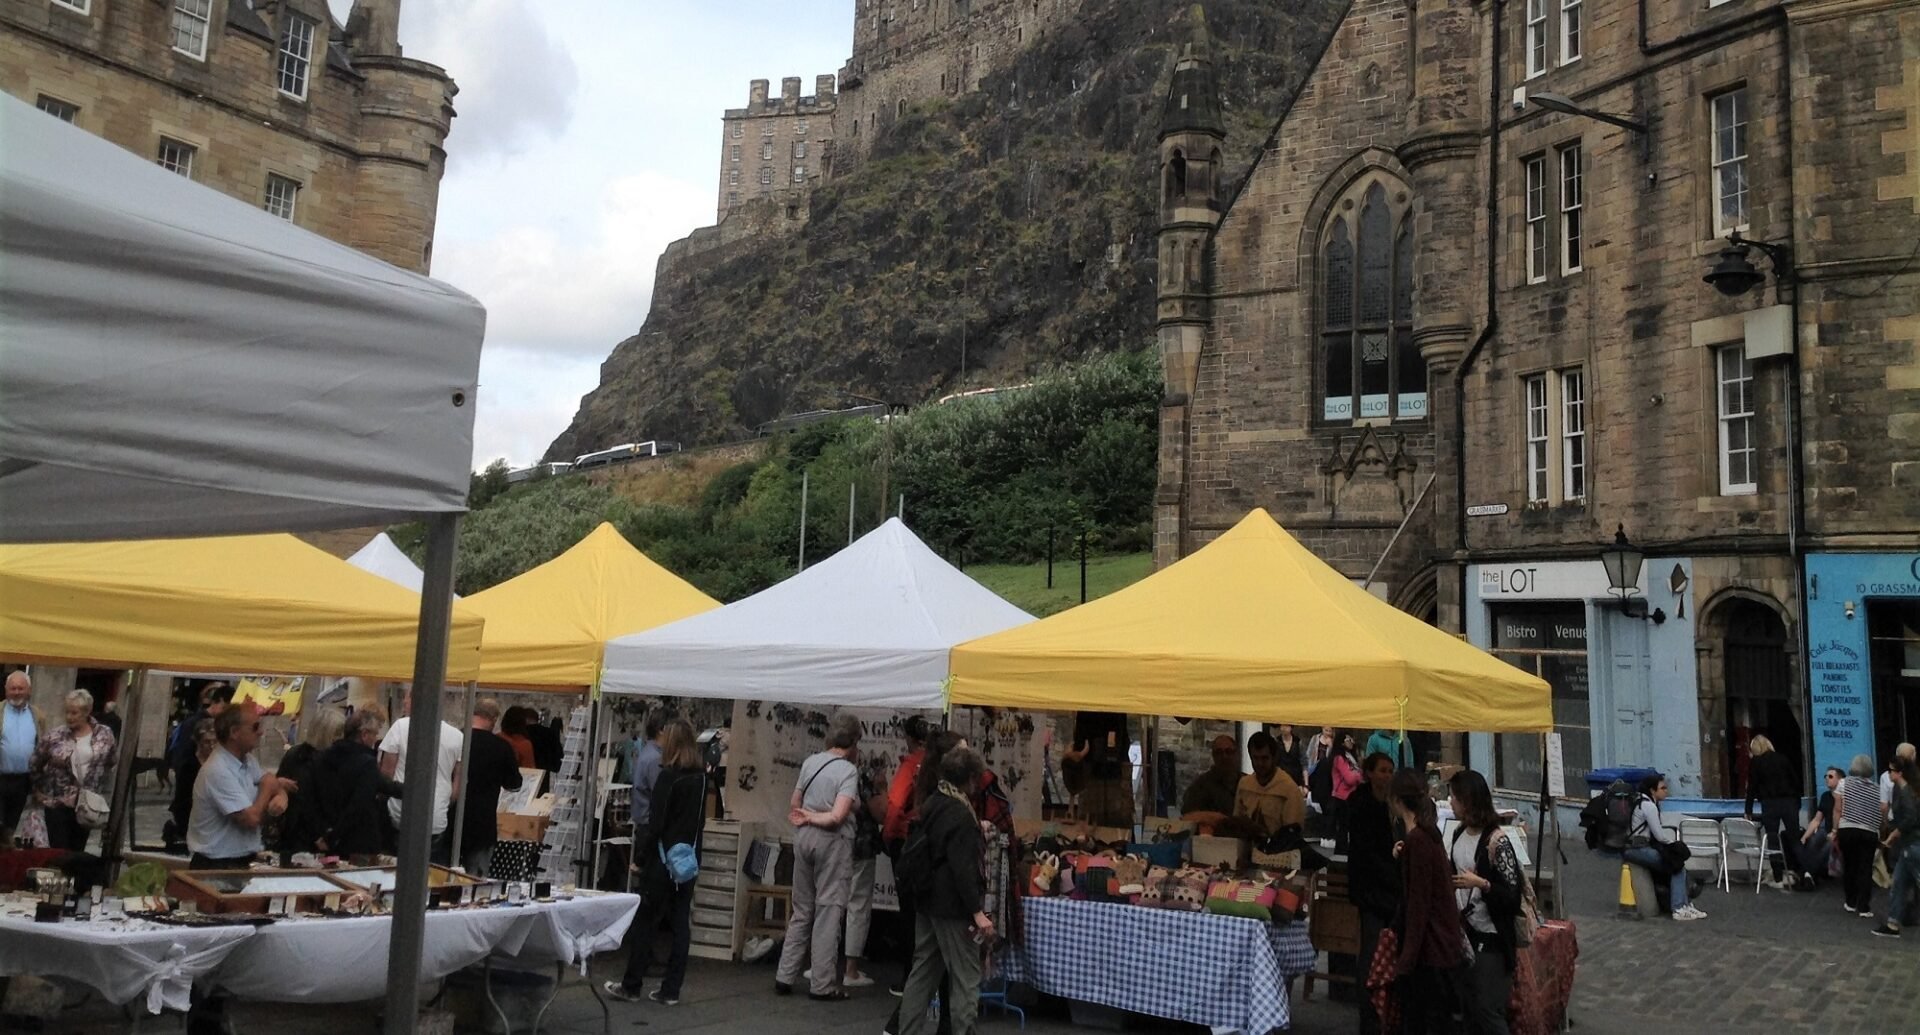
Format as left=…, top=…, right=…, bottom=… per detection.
left=27, top=813, right=1920, bottom=1033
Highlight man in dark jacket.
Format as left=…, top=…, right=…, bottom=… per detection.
left=898, top=746, right=991, bottom=1035
left=315, top=708, right=402, bottom=860
left=459, top=699, right=523, bottom=877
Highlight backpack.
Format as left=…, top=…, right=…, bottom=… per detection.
left=896, top=814, right=936, bottom=905
left=1597, top=780, right=1638, bottom=852
left=1308, top=754, right=1336, bottom=809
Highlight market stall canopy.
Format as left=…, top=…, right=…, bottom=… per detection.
left=460, top=523, right=720, bottom=689
left=0, top=534, right=485, bottom=680
left=600, top=518, right=1034, bottom=709
left=348, top=533, right=435, bottom=595
left=0, top=92, right=485, bottom=543
left=948, top=509, right=1551, bottom=732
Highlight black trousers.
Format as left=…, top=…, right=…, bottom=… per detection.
left=1399, top=964, right=1461, bottom=1035
left=619, top=875, right=694, bottom=998
left=43, top=805, right=85, bottom=852
left=190, top=853, right=255, bottom=870
left=0, top=773, right=29, bottom=830
left=1838, top=828, right=1879, bottom=912
left=1755, top=798, right=1805, bottom=880
left=1357, top=911, right=1389, bottom=1035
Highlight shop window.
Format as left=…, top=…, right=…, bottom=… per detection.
left=1490, top=603, right=1592, bottom=794
left=1868, top=602, right=1920, bottom=763
left=1318, top=180, right=1421, bottom=423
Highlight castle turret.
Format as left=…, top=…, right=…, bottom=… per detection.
left=1154, top=6, right=1225, bottom=565
left=344, top=0, right=457, bottom=272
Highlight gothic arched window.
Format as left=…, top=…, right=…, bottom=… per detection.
left=1319, top=181, right=1423, bottom=423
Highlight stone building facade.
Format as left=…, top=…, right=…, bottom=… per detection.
left=715, top=74, right=837, bottom=224
left=1, top=0, right=455, bottom=273
left=1, top=0, right=457, bottom=756
left=1157, top=0, right=1920, bottom=803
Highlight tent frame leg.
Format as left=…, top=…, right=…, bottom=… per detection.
left=449, top=680, right=478, bottom=870
left=101, top=666, right=149, bottom=878
left=383, top=512, right=461, bottom=1035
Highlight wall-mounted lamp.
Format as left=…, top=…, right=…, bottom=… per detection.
left=1598, top=525, right=1666, bottom=624
left=1529, top=91, right=1654, bottom=184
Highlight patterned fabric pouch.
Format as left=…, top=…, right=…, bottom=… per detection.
left=1163, top=867, right=1211, bottom=911
left=1204, top=877, right=1278, bottom=921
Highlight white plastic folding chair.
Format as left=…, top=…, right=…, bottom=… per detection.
left=1720, top=818, right=1769, bottom=893
left=1678, top=818, right=1728, bottom=892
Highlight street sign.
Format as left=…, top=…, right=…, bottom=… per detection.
left=1466, top=503, right=1509, bottom=517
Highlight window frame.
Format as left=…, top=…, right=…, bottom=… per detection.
left=277, top=14, right=316, bottom=101
left=263, top=173, right=301, bottom=222
left=1715, top=344, right=1757, bottom=496
left=759, top=166, right=773, bottom=186
left=729, top=145, right=740, bottom=163
left=1525, top=374, right=1550, bottom=503
left=51, top=0, right=90, bottom=13
left=36, top=95, right=79, bottom=122
left=1524, top=0, right=1548, bottom=79
left=794, top=140, right=807, bottom=159
left=156, top=137, right=197, bottom=178
left=1560, top=368, right=1586, bottom=502
left=1710, top=87, right=1750, bottom=236
left=792, top=165, right=808, bottom=183
left=1558, top=0, right=1583, bottom=66
left=761, top=141, right=774, bottom=161
left=1559, top=143, right=1583, bottom=275
left=1524, top=155, right=1548, bottom=285
left=1315, top=180, right=1425, bottom=426
left=171, top=0, right=214, bottom=60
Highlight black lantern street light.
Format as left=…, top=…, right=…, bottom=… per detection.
left=1703, top=230, right=1795, bottom=300
left=1599, top=524, right=1665, bottom=624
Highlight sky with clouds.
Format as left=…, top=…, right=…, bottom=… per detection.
left=334, top=1, right=850, bottom=469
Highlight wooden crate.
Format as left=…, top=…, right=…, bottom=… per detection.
left=167, top=869, right=357, bottom=914
left=329, top=864, right=492, bottom=906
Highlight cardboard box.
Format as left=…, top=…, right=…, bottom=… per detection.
left=497, top=812, right=550, bottom=844
left=1189, top=835, right=1248, bottom=870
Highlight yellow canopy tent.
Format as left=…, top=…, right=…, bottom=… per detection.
left=949, top=509, right=1551, bottom=732
left=461, top=522, right=720, bottom=689
left=0, top=533, right=485, bottom=680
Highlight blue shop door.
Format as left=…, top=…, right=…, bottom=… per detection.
left=1605, top=613, right=1655, bottom=766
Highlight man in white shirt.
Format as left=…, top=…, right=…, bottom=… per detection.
left=379, top=692, right=463, bottom=865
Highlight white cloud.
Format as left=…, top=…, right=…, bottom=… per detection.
left=469, top=347, right=603, bottom=468
left=434, top=170, right=710, bottom=361
left=389, top=0, right=579, bottom=163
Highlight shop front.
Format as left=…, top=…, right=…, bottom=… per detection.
left=1804, top=552, right=1920, bottom=775
left=1464, top=558, right=1703, bottom=800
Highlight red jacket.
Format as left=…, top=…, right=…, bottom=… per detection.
left=882, top=749, right=925, bottom=845
left=1395, top=824, right=1466, bottom=976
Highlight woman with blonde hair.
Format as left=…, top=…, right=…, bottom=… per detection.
left=1743, top=734, right=1811, bottom=889
left=28, top=690, right=117, bottom=851
left=275, top=706, right=345, bottom=863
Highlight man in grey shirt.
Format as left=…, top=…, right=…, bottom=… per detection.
left=775, top=713, right=862, bottom=1000
left=628, top=712, right=666, bottom=856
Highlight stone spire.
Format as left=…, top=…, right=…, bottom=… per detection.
left=1159, top=5, right=1223, bottom=141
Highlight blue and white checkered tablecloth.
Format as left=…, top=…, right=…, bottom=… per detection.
left=999, top=899, right=1312, bottom=1034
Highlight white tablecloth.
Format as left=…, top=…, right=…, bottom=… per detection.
left=206, top=893, right=641, bottom=1003
left=0, top=915, right=256, bottom=1013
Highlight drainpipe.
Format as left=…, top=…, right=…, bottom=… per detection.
left=1455, top=0, right=1506, bottom=582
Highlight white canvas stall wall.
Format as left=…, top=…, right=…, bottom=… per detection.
left=724, top=700, right=1044, bottom=831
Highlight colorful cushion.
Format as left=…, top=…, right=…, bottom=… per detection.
left=1204, top=878, right=1278, bottom=921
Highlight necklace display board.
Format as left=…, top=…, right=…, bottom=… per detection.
left=539, top=706, right=592, bottom=883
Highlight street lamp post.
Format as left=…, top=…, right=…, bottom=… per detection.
left=1599, top=524, right=1665, bottom=624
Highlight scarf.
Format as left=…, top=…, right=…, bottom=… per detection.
left=937, top=779, right=979, bottom=823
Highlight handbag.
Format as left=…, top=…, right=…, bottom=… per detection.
left=78, top=789, right=111, bottom=829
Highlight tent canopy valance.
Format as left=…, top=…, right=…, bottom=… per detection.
left=0, top=534, right=485, bottom=681
left=600, top=518, right=1034, bottom=710
left=459, top=523, right=720, bottom=690
left=0, top=93, right=485, bottom=543
left=949, top=510, right=1551, bottom=732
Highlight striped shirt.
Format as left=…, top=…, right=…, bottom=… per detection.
left=1838, top=775, right=1882, bottom=831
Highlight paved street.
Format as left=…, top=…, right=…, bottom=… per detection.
left=22, top=824, right=1920, bottom=1033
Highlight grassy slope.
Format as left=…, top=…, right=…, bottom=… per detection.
left=966, top=552, right=1153, bottom=617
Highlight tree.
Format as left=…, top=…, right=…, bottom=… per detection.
left=469, top=458, right=512, bottom=510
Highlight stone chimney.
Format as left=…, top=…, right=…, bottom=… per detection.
left=749, top=79, right=770, bottom=107
left=815, top=74, right=837, bottom=101
left=346, top=0, right=402, bottom=56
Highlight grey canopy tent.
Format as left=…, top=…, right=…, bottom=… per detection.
left=0, top=93, right=483, bottom=1033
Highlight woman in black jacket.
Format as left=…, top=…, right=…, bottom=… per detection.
left=1447, top=769, right=1525, bottom=1035
left=275, top=706, right=344, bottom=864
left=606, top=719, right=706, bottom=1006
left=1744, top=735, right=1811, bottom=888
left=897, top=746, right=991, bottom=1035
left=314, top=709, right=402, bottom=860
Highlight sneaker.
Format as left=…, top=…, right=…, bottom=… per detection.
left=648, top=989, right=679, bottom=1005
left=1862, top=909, right=1880, bottom=918
left=742, top=936, right=776, bottom=963
left=844, top=974, right=875, bottom=988
left=603, top=981, right=644, bottom=1003
left=1871, top=924, right=1902, bottom=938
left=1673, top=906, right=1706, bottom=921
left=773, top=981, right=794, bottom=996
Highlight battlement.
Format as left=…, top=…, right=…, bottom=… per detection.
left=715, top=73, right=838, bottom=224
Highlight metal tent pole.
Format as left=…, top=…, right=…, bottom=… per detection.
left=383, top=512, right=460, bottom=1035
left=100, top=666, right=149, bottom=872
left=448, top=680, right=478, bottom=870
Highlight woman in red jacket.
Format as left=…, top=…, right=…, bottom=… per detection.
left=1390, top=768, right=1465, bottom=1034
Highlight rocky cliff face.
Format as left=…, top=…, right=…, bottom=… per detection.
left=546, top=0, right=1344, bottom=460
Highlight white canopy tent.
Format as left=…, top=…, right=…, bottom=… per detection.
left=0, top=93, right=482, bottom=1034
left=347, top=533, right=434, bottom=595
left=599, top=518, right=1033, bottom=709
